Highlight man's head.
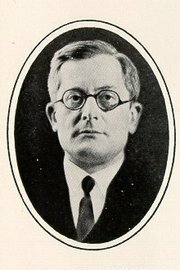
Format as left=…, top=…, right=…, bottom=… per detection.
left=46, top=40, right=142, bottom=173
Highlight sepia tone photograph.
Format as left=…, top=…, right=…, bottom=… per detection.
left=1, top=1, right=179, bottom=269
left=8, top=21, right=174, bottom=248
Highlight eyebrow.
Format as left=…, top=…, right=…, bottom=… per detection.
left=96, top=85, right=116, bottom=91
left=65, top=85, right=116, bottom=92
left=64, top=87, right=83, bottom=92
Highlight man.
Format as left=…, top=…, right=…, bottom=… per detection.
left=45, top=40, right=151, bottom=243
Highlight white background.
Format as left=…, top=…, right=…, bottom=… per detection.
left=1, top=1, right=180, bottom=269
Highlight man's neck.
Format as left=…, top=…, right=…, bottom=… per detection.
left=65, top=151, right=125, bottom=174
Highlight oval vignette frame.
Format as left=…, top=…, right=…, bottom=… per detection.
left=7, top=20, right=175, bottom=250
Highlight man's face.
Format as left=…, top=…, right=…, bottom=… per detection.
left=47, top=54, right=141, bottom=171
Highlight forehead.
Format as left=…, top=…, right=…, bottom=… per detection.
left=58, top=54, right=128, bottom=97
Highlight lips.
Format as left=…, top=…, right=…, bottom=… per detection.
left=80, top=129, right=102, bottom=134
left=73, top=129, right=104, bottom=138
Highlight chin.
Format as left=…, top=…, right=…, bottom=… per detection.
left=73, top=146, right=106, bottom=164
left=77, top=147, right=100, bottom=158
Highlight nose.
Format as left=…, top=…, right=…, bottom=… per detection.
left=81, top=96, right=99, bottom=121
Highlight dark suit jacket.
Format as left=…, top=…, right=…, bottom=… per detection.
left=28, top=157, right=159, bottom=244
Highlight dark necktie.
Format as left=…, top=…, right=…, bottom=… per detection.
left=76, top=176, right=95, bottom=242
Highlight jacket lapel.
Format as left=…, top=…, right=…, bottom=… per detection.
left=84, top=159, right=148, bottom=243
left=40, top=167, right=77, bottom=240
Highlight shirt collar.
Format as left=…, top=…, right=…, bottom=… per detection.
left=64, top=153, right=124, bottom=195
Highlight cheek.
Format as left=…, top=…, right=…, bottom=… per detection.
left=55, top=109, right=77, bottom=138
left=107, top=110, right=130, bottom=141
left=108, top=109, right=129, bottom=131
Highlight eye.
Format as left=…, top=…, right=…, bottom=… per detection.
left=103, top=94, right=113, bottom=100
left=69, top=94, right=82, bottom=101
left=100, top=92, right=117, bottom=102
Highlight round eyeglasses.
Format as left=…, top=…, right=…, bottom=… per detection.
left=54, top=89, right=134, bottom=111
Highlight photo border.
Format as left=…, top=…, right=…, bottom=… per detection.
left=7, top=19, right=176, bottom=251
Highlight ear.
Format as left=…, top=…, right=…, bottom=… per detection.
left=129, top=102, right=143, bottom=134
left=46, top=102, right=58, bottom=132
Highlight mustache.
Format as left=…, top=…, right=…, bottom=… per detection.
left=71, top=118, right=107, bottom=138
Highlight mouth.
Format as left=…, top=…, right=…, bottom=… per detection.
left=80, top=129, right=102, bottom=134
left=73, top=129, right=104, bottom=138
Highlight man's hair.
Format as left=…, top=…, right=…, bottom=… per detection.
left=48, top=40, right=140, bottom=102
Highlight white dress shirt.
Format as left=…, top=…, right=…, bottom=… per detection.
left=64, top=154, right=124, bottom=227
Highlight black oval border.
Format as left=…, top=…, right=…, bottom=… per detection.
left=7, top=19, right=176, bottom=251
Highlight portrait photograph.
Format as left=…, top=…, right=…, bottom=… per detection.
left=7, top=21, right=175, bottom=248
left=7, top=20, right=174, bottom=250
left=2, top=1, right=180, bottom=269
